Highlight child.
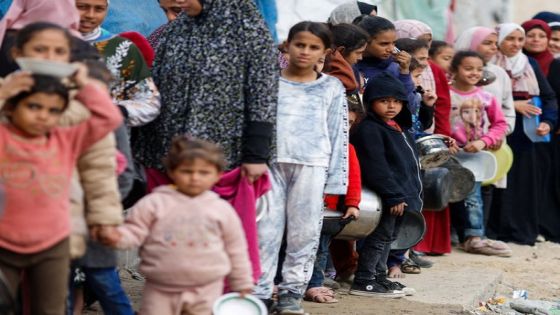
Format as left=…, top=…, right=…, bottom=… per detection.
left=354, top=16, right=415, bottom=109
left=254, top=21, right=348, bottom=315
left=305, top=98, right=363, bottom=304
left=549, top=22, right=560, bottom=57
left=349, top=72, right=422, bottom=298
left=429, top=40, right=455, bottom=74
left=100, top=137, right=253, bottom=314
left=448, top=51, right=511, bottom=257
left=0, top=69, right=122, bottom=313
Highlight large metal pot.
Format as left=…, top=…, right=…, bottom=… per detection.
left=390, top=210, right=426, bottom=250
left=422, top=167, right=452, bottom=211
left=440, top=157, right=476, bottom=202
left=334, top=189, right=383, bottom=240
left=416, top=135, right=451, bottom=169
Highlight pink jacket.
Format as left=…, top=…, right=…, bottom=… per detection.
left=0, top=83, right=122, bottom=254
left=116, top=186, right=253, bottom=291
left=449, top=86, right=508, bottom=147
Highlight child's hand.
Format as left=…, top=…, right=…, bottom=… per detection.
left=342, top=206, right=360, bottom=220
left=390, top=202, right=407, bottom=216
left=487, top=139, right=503, bottom=151
left=0, top=71, right=34, bottom=100
left=463, top=140, right=486, bottom=153
left=394, top=51, right=412, bottom=74
left=96, top=225, right=122, bottom=247
left=71, top=62, right=92, bottom=89
left=536, top=122, right=551, bottom=136
left=422, top=89, right=437, bottom=107
left=440, top=135, right=459, bottom=155
left=238, top=288, right=253, bottom=298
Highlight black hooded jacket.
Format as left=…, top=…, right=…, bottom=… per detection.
left=350, top=72, right=423, bottom=211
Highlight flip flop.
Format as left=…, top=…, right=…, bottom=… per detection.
left=400, top=259, right=421, bottom=274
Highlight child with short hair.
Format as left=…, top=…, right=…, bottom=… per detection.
left=349, top=72, right=422, bottom=298
left=429, top=40, right=455, bottom=73
left=100, top=137, right=253, bottom=314
left=0, top=70, right=122, bottom=313
left=548, top=22, right=560, bottom=57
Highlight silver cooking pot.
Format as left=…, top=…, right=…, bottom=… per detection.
left=416, top=135, right=451, bottom=169
left=440, top=157, right=476, bottom=202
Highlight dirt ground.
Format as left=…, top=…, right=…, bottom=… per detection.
left=83, top=241, right=560, bottom=314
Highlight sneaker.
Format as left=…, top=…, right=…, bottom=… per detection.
left=376, top=277, right=416, bottom=296
left=276, top=293, right=305, bottom=315
left=349, top=281, right=405, bottom=298
left=410, top=250, right=434, bottom=268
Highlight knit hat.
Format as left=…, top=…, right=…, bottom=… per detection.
left=363, top=72, right=412, bottom=127
left=357, top=2, right=377, bottom=15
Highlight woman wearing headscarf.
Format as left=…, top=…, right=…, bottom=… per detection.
left=0, top=0, right=81, bottom=76
left=328, top=1, right=377, bottom=25
left=76, top=0, right=161, bottom=128
left=521, top=19, right=560, bottom=243
left=488, top=23, right=558, bottom=245
left=394, top=19, right=453, bottom=258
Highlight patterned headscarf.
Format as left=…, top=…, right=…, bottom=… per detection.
left=395, top=19, right=432, bottom=40
left=134, top=0, right=278, bottom=170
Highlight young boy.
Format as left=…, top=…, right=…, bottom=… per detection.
left=100, top=137, right=253, bottom=314
left=349, top=72, right=423, bottom=298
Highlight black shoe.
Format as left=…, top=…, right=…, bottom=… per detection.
left=349, top=281, right=405, bottom=298
left=410, top=251, right=434, bottom=268
left=276, top=293, right=304, bottom=314
left=376, top=277, right=416, bottom=296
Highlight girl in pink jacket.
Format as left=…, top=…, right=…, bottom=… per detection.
left=101, top=137, right=253, bottom=315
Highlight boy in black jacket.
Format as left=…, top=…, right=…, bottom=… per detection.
left=349, top=72, right=423, bottom=298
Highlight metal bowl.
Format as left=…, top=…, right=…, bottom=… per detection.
left=391, top=210, right=426, bottom=250
left=334, top=189, right=383, bottom=240
left=416, top=135, right=451, bottom=169
left=440, top=157, right=476, bottom=202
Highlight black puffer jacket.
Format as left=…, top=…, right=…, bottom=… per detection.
left=351, top=72, right=423, bottom=211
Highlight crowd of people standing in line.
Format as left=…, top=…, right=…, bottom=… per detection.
left=0, top=0, right=559, bottom=314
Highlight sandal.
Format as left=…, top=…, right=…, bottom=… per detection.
left=464, top=238, right=512, bottom=257
left=400, top=259, right=421, bottom=274
left=304, top=287, right=338, bottom=303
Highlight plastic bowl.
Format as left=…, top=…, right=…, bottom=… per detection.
left=454, top=150, right=497, bottom=182
left=482, top=144, right=514, bottom=186
left=15, top=58, right=78, bottom=78
left=213, top=293, right=267, bottom=315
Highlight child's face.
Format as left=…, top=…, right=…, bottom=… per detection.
left=315, top=54, right=327, bottom=72
left=371, top=97, right=403, bottom=122
left=525, top=27, right=548, bottom=54
left=476, top=33, right=498, bottom=62
left=413, top=47, right=429, bottom=68
left=454, top=56, right=483, bottom=87
left=365, top=30, right=397, bottom=60
left=550, top=30, right=560, bottom=54
left=8, top=92, right=66, bottom=138
left=411, top=67, right=424, bottom=87
left=348, top=111, right=357, bottom=127
left=12, top=30, right=71, bottom=63
left=168, top=158, right=221, bottom=197
left=432, top=47, right=454, bottom=72
left=343, top=43, right=367, bottom=65
left=76, top=0, right=109, bottom=34
left=287, top=31, right=327, bottom=70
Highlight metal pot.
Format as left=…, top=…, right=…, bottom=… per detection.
left=416, top=135, right=451, bottom=169
left=476, top=69, right=497, bottom=86
left=440, top=157, right=476, bottom=202
left=390, top=210, right=426, bottom=250
left=334, top=189, right=383, bottom=240
left=422, top=167, right=452, bottom=211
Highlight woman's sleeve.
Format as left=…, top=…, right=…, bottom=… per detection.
left=480, top=96, right=508, bottom=147
left=531, top=60, right=558, bottom=128
left=325, top=82, right=349, bottom=195
left=116, top=41, right=161, bottom=127
left=431, top=62, right=452, bottom=136
left=240, top=3, right=279, bottom=164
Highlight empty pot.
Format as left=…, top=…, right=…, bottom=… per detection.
left=422, top=167, right=452, bottom=211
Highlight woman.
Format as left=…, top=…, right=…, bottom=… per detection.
left=521, top=19, right=560, bottom=243
left=328, top=1, right=377, bottom=25
left=394, top=19, right=453, bottom=259
left=147, top=0, right=187, bottom=50
left=488, top=23, right=557, bottom=245
left=134, top=0, right=277, bottom=182
left=76, top=0, right=161, bottom=128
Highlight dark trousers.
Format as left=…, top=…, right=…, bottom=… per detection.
left=307, top=233, right=332, bottom=289
left=355, top=210, right=403, bottom=283
left=0, top=239, right=70, bottom=315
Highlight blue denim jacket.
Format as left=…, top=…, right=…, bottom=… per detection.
left=275, top=75, right=348, bottom=194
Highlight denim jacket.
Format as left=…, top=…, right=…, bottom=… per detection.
left=275, top=74, right=348, bottom=194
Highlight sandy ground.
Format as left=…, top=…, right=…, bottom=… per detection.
left=83, top=241, right=560, bottom=314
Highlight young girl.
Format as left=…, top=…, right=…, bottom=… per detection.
left=254, top=21, right=348, bottom=315
left=429, top=40, right=455, bottom=74
left=100, top=137, right=253, bottom=315
left=0, top=71, right=121, bottom=313
left=448, top=51, right=511, bottom=256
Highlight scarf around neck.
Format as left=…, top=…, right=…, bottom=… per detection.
left=82, top=26, right=115, bottom=43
